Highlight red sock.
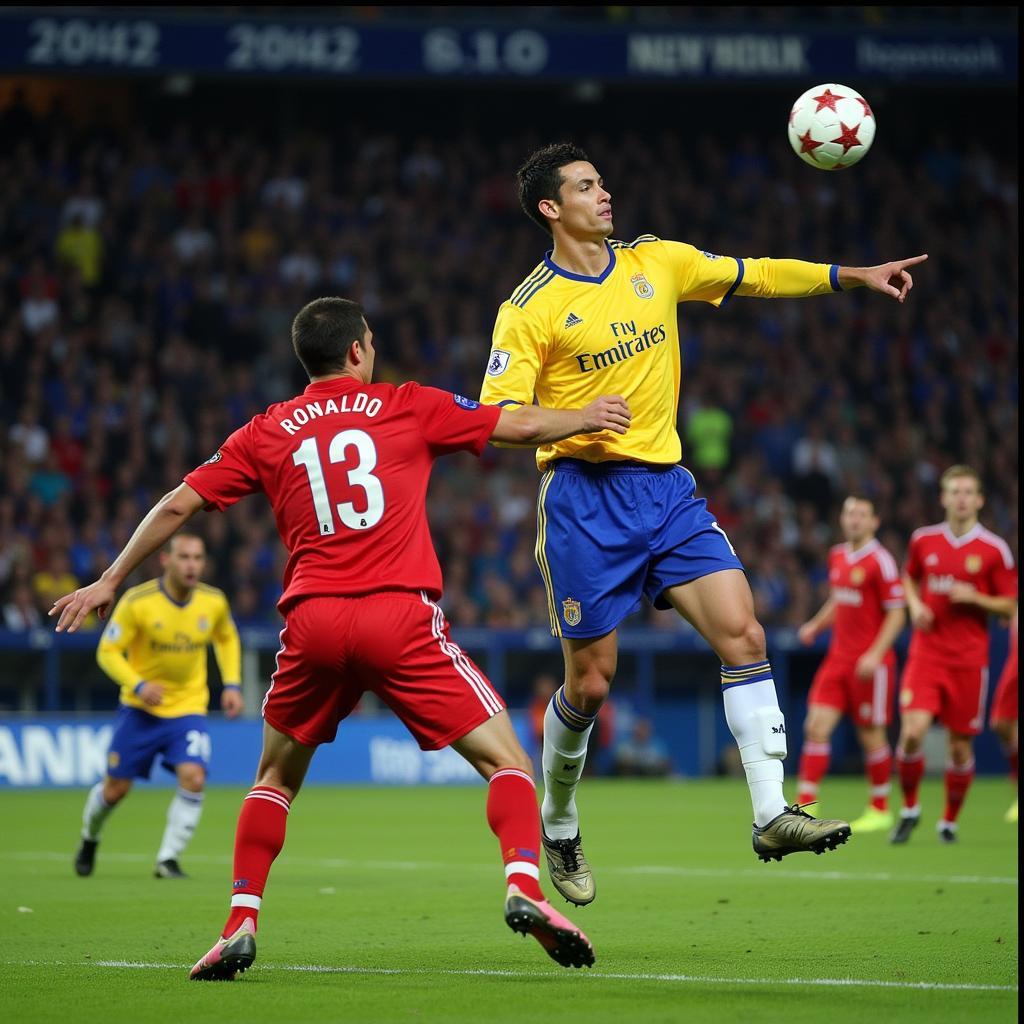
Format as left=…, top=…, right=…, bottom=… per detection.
left=1006, top=745, right=1018, bottom=781
left=865, top=744, right=893, bottom=811
left=796, top=742, right=830, bottom=806
left=943, top=760, right=975, bottom=824
left=222, top=786, right=291, bottom=937
left=486, top=768, right=544, bottom=901
left=897, top=748, right=925, bottom=810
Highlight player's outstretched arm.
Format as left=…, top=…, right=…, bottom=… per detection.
left=491, top=395, right=631, bottom=447
left=838, top=254, right=928, bottom=303
left=49, top=483, right=207, bottom=634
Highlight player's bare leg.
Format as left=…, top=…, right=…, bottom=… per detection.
left=538, top=631, right=617, bottom=906
left=190, top=724, right=315, bottom=981
left=664, top=571, right=851, bottom=860
left=849, top=724, right=895, bottom=833
left=796, top=704, right=842, bottom=807
left=453, top=712, right=595, bottom=968
left=75, top=775, right=132, bottom=877
left=891, top=709, right=932, bottom=843
left=155, top=762, right=206, bottom=879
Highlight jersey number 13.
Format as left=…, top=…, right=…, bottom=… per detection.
left=292, top=430, right=384, bottom=534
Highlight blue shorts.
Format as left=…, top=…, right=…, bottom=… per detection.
left=535, top=460, right=744, bottom=638
left=106, top=705, right=211, bottom=780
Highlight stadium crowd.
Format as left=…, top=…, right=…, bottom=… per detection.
left=0, top=88, right=1017, bottom=635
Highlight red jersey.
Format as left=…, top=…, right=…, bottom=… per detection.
left=904, top=522, right=1017, bottom=667
left=826, top=539, right=905, bottom=662
left=184, top=377, right=501, bottom=613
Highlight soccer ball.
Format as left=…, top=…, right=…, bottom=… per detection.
left=787, top=83, right=875, bottom=170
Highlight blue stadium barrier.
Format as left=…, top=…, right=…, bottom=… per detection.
left=0, top=626, right=1012, bottom=786
left=0, top=712, right=533, bottom=789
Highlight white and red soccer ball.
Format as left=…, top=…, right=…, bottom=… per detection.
left=787, top=83, right=876, bottom=170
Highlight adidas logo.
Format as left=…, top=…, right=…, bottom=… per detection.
left=564, top=312, right=584, bottom=328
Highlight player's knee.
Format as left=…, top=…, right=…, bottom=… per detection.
left=103, top=777, right=132, bottom=803
left=719, top=620, right=766, bottom=665
left=948, top=737, right=974, bottom=766
left=991, top=719, right=1013, bottom=743
left=804, top=720, right=829, bottom=745
left=177, top=765, right=206, bottom=792
left=898, top=729, right=924, bottom=752
left=569, top=675, right=609, bottom=713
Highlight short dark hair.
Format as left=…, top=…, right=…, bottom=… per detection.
left=844, top=493, right=877, bottom=513
left=292, top=297, right=366, bottom=378
left=517, top=142, right=590, bottom=234
left=164, top=531, right=205, bottom=554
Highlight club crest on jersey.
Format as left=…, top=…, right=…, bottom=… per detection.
left=104, top=622, right=122, bottom=642
left=965, top=554, right=982, bottom=574
left=108, top=751, right=120, bottom=768
left=486, top=349, right=511, bottom=376
left=699, top=250, right=723, bottom=260
left=453, top=394, right=479, bottom=410
left=197, top=616, right=209, bottom=632
left=631, top=272, right=654, bottom=299
left=850, top=567, right=866, bottom=585
left=562, top=597, right=582, bottom=626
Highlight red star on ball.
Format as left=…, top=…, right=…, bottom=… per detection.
left=812, top=88, right=844, bottom=112
left=831, top=121, right=861, bottom=154
left=857, top=97, right=874, bottom=118
left=797, top=129, right=824, bottom=156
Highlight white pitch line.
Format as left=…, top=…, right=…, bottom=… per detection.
left=6, top=960, right=1014, bottom=993
left=1, top=850, right=1017, bottom=886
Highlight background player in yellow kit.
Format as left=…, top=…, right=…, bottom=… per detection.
left=480, top=142, right=927, bottom=905
left=73, top=532, right=243, bottom=879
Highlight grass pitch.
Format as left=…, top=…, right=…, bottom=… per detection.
left=0, top=778, right=1017, bottom=1024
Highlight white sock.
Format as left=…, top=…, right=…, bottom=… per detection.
left=82, top=782, right=115, bottom=841
left=541, top=686, right=597, bottom=840
left=721, top=666, right=788, bottom=827
left=157, top=787, right=204, bottom=863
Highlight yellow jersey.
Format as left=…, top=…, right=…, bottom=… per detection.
left=97, top=580, right=242, bottom=718
left=480, top=236, right=837, bottom=469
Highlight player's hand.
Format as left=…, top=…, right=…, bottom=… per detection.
left=861, top=254, right=928, bottom=303
left=797, top=623, right=817, bottom=646
left=949, top=581, right=978, bottom=605
left=582, top=394, right=631, bottom=435
left=221, top=687, right=245, bottom=719
left=137, top=681, right=164, bottom=707
left=49, top=578, right=118, bottom=634
left=910, top=604, right=935, bottom=631
left=855, top=653, right=881, bottom=680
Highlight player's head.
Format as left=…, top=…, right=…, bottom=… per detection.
left=292, top=297, right=375, bottom=384
left=839, top=494, right=879, bottom=545
left=160, top=532, right=206, bottom=592
left=940, top=465, right=984, bottom=523
left=517, top=142, right=613, bottom=240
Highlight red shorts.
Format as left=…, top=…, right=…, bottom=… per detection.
left=899, top=657, right=989, bottom=736
left=807, top=653, right=896, bottom=727
left=988, top=646, right=1018, bottom=725
left=262, top=591, right=505, bottom=749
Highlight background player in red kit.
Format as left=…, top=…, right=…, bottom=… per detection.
left=891, top=465, right=1017, bottom=845
left=988, top=609, right=1018, bottom=824
left=796, top=495, right=906, bottom=833
left=50, top=297, right=632, bottom=980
